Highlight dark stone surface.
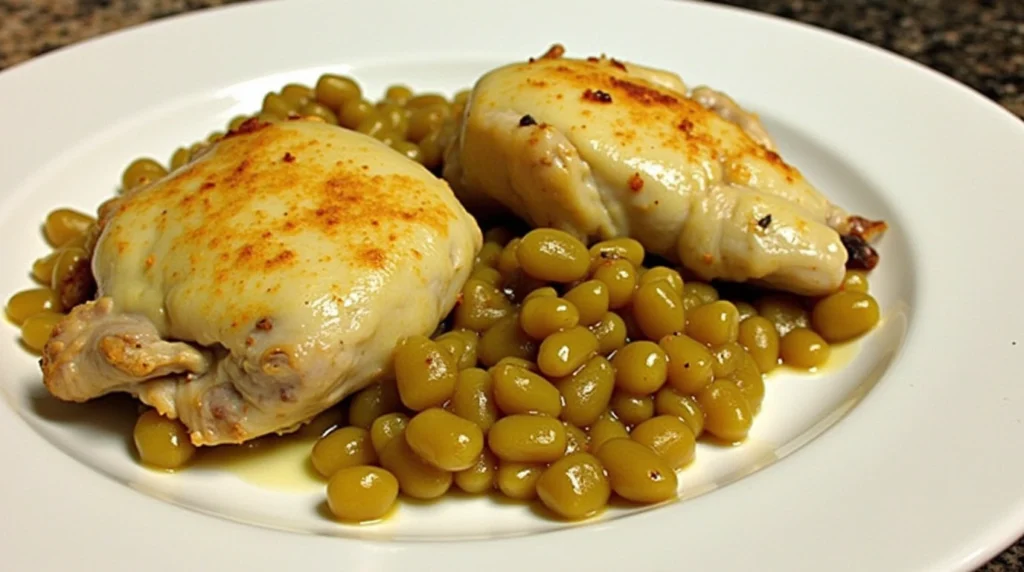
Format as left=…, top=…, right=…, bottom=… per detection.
left=0, top=0, right=1020, bottom=569
left=714, top=0, right=1023, bottom=118
left=0, top=0, right=1019, bottom=117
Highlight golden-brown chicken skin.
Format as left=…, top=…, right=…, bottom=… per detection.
left=42, top=119, right=481, bottom=445
left=444, top=48, right=883, bottom=295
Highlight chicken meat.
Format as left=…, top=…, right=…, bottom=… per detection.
left=443, top=47, right=884, bottom=295
left=42, top=118, right=482, bottom=445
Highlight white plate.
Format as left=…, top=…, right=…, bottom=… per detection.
left=1, top=0, right=1023, bottom=570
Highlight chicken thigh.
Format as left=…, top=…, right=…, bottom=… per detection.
left=444, top=47, right=884, bottom=295
left=42, top=119, right=481, bottom=445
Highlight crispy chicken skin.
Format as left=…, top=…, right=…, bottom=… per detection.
left=444, top=46, right=884, bottom=295
left=42, top=119, right=482, bottom=445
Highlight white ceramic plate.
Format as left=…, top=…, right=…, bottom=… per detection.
left=2, top=0, right=1023, bottom=570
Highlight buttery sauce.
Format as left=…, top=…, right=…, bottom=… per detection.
left=190, top=408, right=344, bottom=492
left=192, top=434, right=325, bottom=492
left=770, top=339, right=859, bottom=377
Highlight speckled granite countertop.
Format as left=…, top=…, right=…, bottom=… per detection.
left=0, top=0, right=1020, bottom=117
left=0, top=0, right=1021, bottom=569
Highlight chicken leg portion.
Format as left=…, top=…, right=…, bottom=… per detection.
left=444, top=48, right=884, bottom=295
left=42, top=119, right=482, bottom=445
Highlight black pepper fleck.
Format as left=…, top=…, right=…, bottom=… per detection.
left=757, top=214, right=773, bottom=229
left=583, top=89, right=613, bottom=103
left=519, top=114, right=537, bottom=127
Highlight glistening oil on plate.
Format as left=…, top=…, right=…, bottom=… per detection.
left=190, top=409, right=343, bottom=492
left=771, top=338, right=860, bottom=376
left=192, top=434, right=325, bottom=492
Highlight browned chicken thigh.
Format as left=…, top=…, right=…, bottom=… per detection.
left=42, top=119, right=482, bottom=445
left=444, top=47, right=884, bottom=295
